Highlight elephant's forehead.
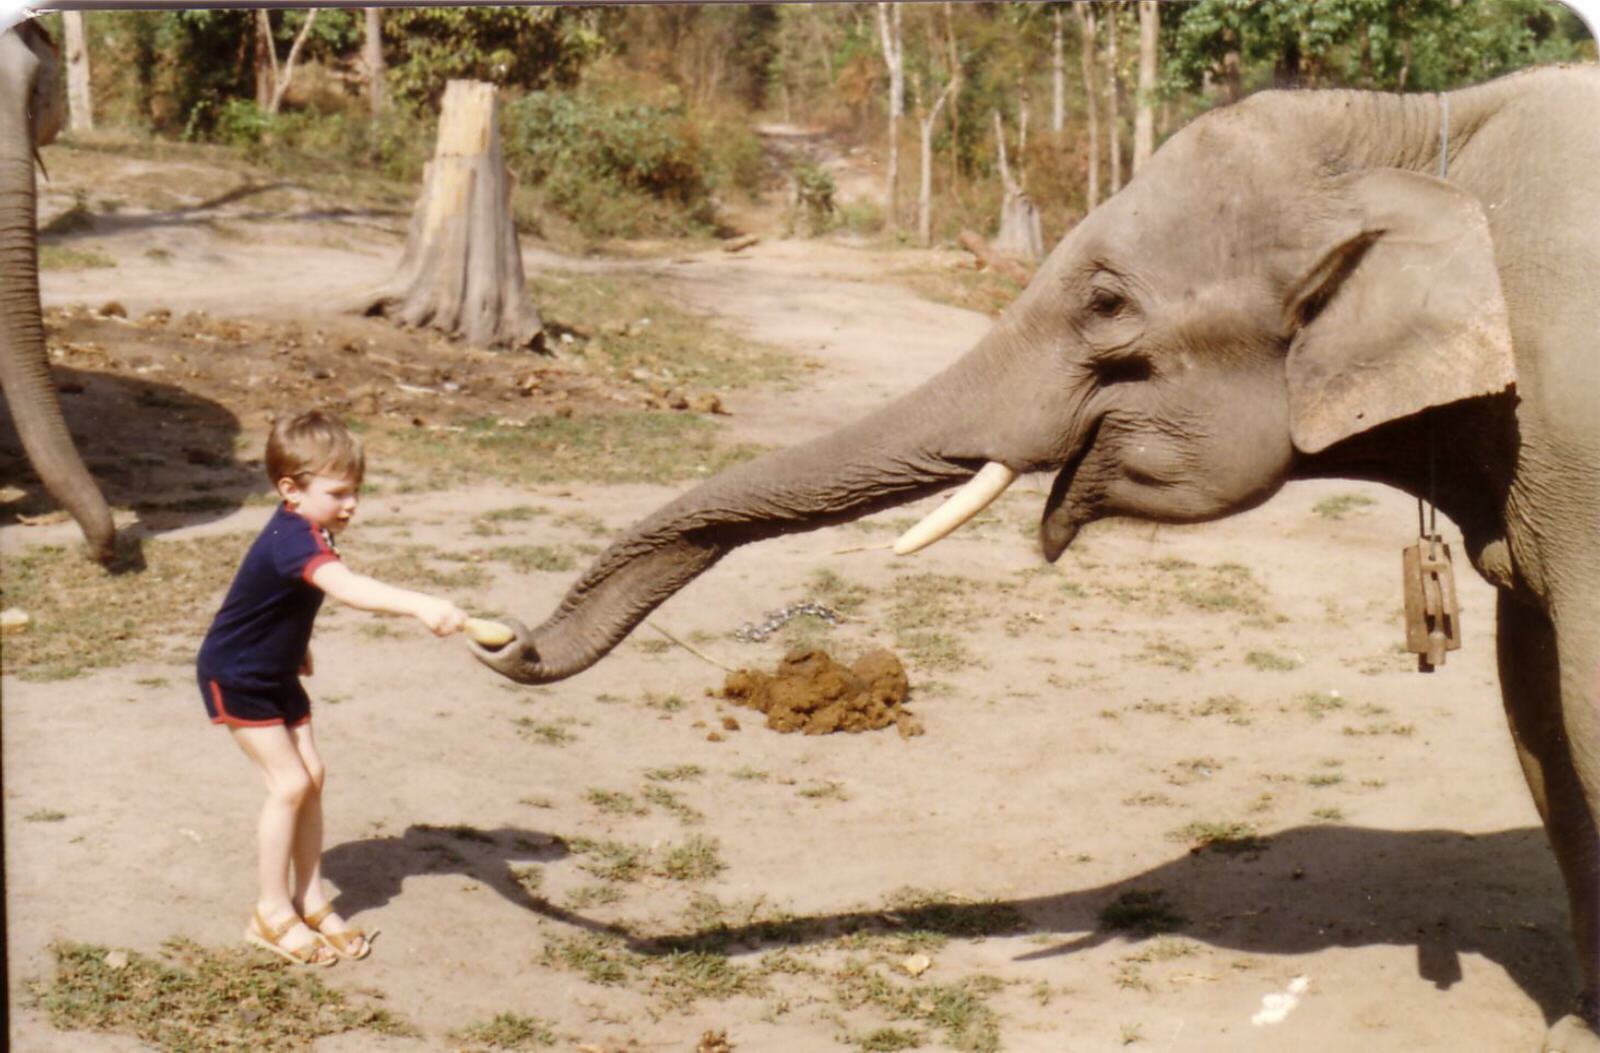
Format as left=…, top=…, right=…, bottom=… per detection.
left=1079, top=126, right=1311, bottom=283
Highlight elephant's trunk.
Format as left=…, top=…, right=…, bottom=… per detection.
left=0, top=28, right=113, bottom=562
left=472, top=339, right=1036, bottom=683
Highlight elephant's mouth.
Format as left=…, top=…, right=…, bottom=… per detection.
left=1038, top=417, right=1101, bottom=562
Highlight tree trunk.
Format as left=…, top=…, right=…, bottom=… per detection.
left=876, top=3, right=904, bottom=230
left=63, top=12, right=92, bottom=134
left=917, top=75, right=955, bottom=247
left=1133, top=0, right=1158, bottom=173
left=1106, top=1, right=1122, bottom=195
left=943, top=3, right=961, bottom=193
left=1052, top=8, right=1065, bottom=136
left=364, top=8, right=386, bottom=116
left=266, top=10, right=317, bottom=115
left=356, top=80, right=544, bottom=352
left=991, top=109, right=1043, bottom=263
left=1076, top=3, right=1099, bottom=211
left=254, top=11, right=273, bottom=110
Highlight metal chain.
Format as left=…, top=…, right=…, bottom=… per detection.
left=732, top=601, right=844, bottom=643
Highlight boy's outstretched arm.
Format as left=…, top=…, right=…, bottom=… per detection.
left=309, top=562, right=468, bottom=636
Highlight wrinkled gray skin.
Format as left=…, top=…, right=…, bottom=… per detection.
left=0, top=24, right=114, bottom=562
left=491, top=66, right=1597, bottom=1047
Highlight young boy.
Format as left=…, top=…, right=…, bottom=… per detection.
left=197, top=410, right=467, bottom=965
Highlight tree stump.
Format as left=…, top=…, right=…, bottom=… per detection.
left=357, top=80, right=543, bottom=351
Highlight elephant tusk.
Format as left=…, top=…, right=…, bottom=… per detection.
left=893, top=462, right=1019, bottom=555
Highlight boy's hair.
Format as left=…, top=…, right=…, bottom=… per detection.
left=266, top=411, right=365, bottom=487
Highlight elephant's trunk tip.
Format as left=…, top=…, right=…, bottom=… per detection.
left=467, top=615, right=572, bottom=684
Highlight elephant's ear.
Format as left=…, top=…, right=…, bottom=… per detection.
left=1284, top=168, right=1515, bottom=454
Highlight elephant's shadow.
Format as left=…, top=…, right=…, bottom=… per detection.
left=641, top=824, right=1578, bottom=1024
left=0, top=364, right=255, bottom=537
left=321, top=823, right=625, bottom=939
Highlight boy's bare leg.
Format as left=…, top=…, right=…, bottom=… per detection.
left=229, top=723, right=322, bottom=956
left=287, top=722, right=369, bottom=955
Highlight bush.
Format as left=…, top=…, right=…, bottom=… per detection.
left=501, top=90, right=723, bottom=238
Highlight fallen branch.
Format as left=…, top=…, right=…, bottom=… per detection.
left=958, top=230, right=1035, bottom=285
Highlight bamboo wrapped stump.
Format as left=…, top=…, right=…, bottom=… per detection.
left=358, top=80, right=544, bottom=351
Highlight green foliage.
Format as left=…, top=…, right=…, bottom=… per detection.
left=1167, top=0, right=1594, bottom=95
left=383, top=7, right=603, bottom=110
left=502, top=90, right=724, bottom=237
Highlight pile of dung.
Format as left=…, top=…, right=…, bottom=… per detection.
left=719, top=648, right=923, bottom=737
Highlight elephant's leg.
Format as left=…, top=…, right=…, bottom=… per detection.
left=1497, top=593, right=1600, bottom=1050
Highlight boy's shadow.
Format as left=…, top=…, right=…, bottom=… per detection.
left=322, top=824, right=620, bottom=938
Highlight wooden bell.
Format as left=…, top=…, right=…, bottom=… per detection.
left=1402, top=535, right=1461, bottom=672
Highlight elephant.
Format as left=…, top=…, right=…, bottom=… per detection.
left=1, top=22, right=115, bottom=562
left=471, top=67, right=1598, bottom=1046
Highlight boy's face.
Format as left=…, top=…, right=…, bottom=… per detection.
left=279, top=473, right=360, bottom=534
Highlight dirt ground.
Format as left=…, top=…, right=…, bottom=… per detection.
left=1, top=141, right=1574, bottom=1052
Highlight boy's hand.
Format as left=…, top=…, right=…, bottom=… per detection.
left=414, top=597, right=468, bottom=637
left=300, top=647, right=314, bottom=677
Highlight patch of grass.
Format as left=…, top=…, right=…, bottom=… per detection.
left=513, top=717, right=576, bottom=746
left=643, top=691, right=689, bottom=713
left=1, top=535, right=251, bottom=679
left=798, top=780, right=850, bottom=802
left=1142, top=641, right=1197, bottom=672
left=645, top=764, right=705, bottom=782
left=568, top=838, right=649, bottom=883
left=528, top=269, right=794, bottom=393
left=584, top=789, right=646, bottom=816
left=38, top=244, right=116, bottom=270
left=1306, top=773, right=1345, bottom=787
left=540, top=933, right=632, bottom=985
left=659, top=835, right=725, bottom=881
left=730, top=766, right=769, bottom=781
left=833, top=963, right=1003, bottom=1053
left=650, top=950, right=765, bottom=1008
left=375, top=411, right=768, bottom=489
left=857, top=1026, right=925, bottom=1051
left=471, top=505, right=551, bottom=535
left=482, top=545, right=576, bottom=573
left=1098, top=890, right=1187, bottom=936
left=1312, top=807, right=1346, bottom=821
left=1244, top=650, right=1299, bottom=671
left=29, top=939, right=413, bottom=1049
left=1298, top=691, right=1345, bottom=718
left=810, top=567, right=872, bottom=614
left=357, top=544, right=489, bottom=589
left=453, top=1011, right=556, bottom=1048
left=564, top=884, right=625, bottom=908
left=1312, top=493, right=1377, bottom=520
left=1166, top=820, right=1268, bottom=855
left=1191, top=694, right=1249, bottom=722
left=642, top=784, right=704, bottom=824
left=1342, top=722, right=1416, bottom=737
left=25, top=809, right=68, bottom=822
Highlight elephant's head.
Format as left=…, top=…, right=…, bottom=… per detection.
left=2, top=22, right=114, bottom=562
left=475, top=89, right=1514, bottom=684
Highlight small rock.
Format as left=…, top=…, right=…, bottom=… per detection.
left=902, top=953, right=931, bottom=977
left=688, top=392, right=727, bottom=415
left=104, top=950, right=129, bottom=970
left=98, top=301, right=127, bottom=318
left=706, top=731, right=725, bottom=743
left=721, top=716, right=741, bottom=731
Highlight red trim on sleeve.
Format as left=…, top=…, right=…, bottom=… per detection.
left=302, top=553, right=339, bottom=583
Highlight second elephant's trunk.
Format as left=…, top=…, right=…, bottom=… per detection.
left=0, top=27, right=114, bottom=563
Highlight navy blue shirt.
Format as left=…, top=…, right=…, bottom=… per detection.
left=197, top=504, right=341, bottom=689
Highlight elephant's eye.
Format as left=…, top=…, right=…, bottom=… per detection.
left=1088, top=288, right=1128, bottom=317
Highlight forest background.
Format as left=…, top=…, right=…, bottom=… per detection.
left=36, top=1, right=1597, bottom=255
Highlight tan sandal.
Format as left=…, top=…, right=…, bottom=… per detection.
left=302, top=904, right=375, bottom=960
left=244, top=909, right=337, bottom=967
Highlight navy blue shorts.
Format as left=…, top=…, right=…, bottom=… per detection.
left=199, top=674, right=311, bottom=728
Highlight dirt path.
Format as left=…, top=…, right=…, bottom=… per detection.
left=4, top=159, right=1565, bottom=1052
